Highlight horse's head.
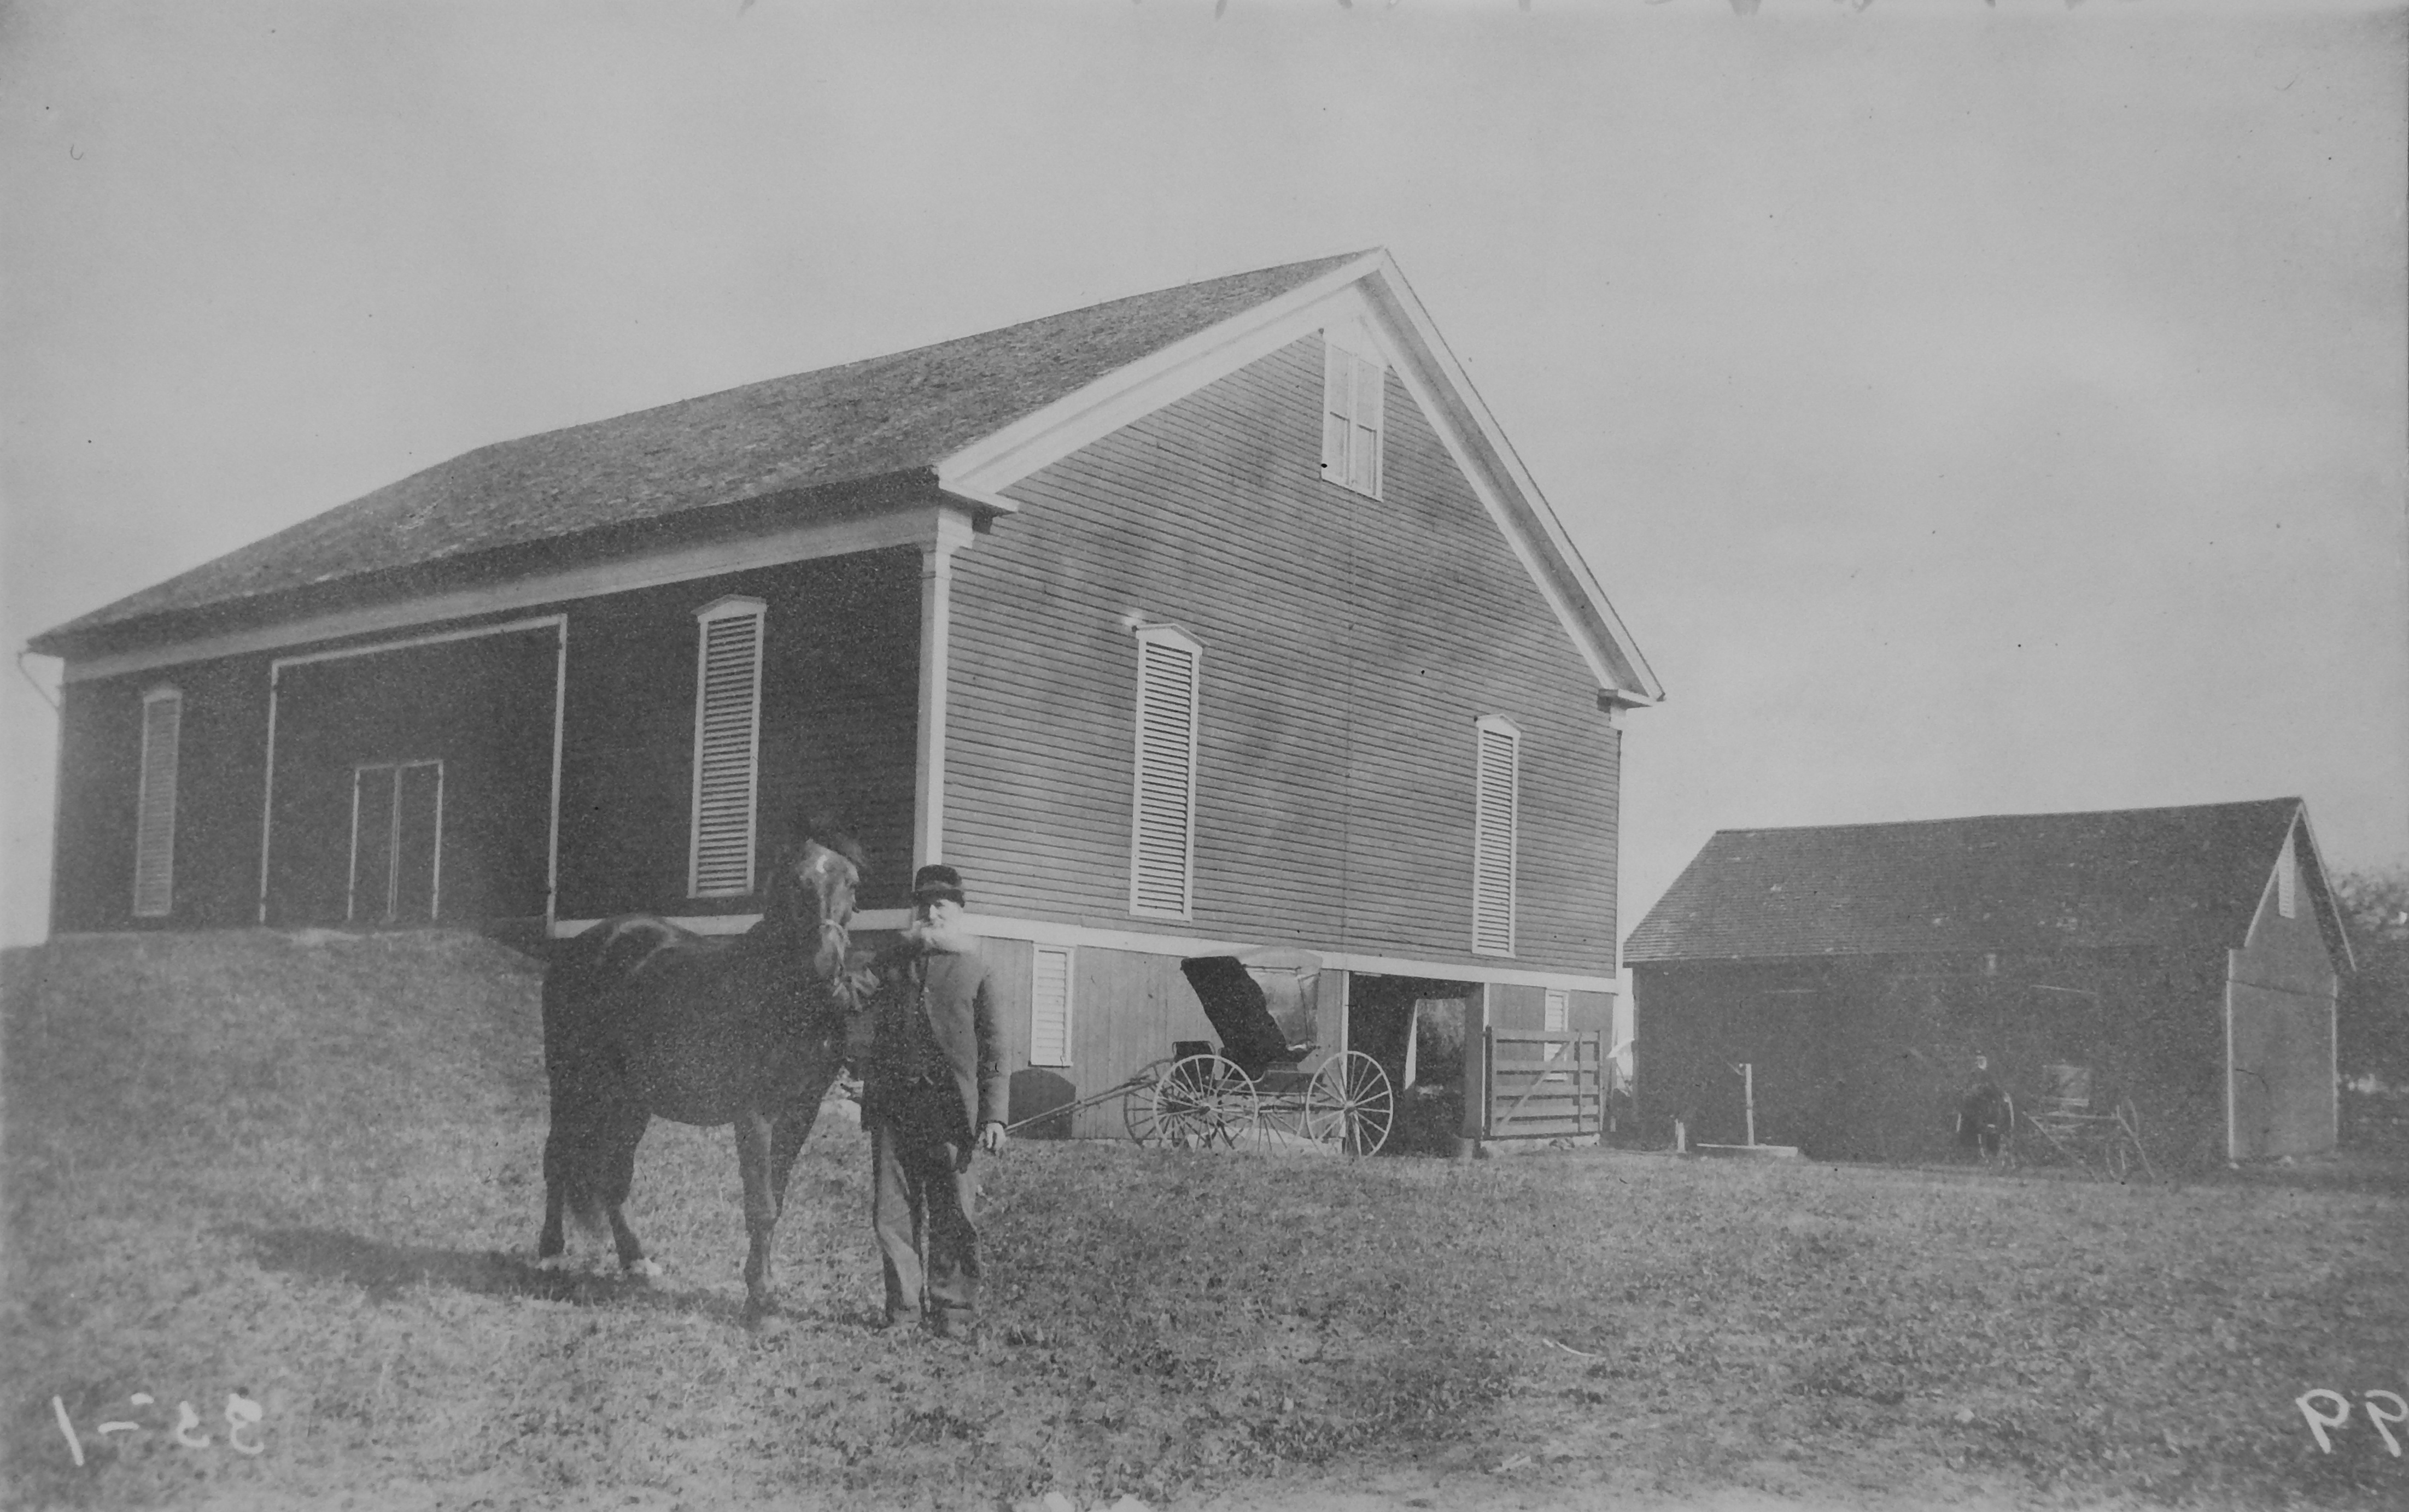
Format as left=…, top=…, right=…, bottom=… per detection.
left=762, top=834, right=862, bottom=983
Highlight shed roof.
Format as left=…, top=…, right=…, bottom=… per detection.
left=31, top=253, right=1364, bottom=657
left=1624, top=799, right=2346, bottom=965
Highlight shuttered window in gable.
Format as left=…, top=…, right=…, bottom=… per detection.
left=1030, top=945, right=1075, bottom=1067
left=1129, top=625, right=1203, bottom=921
left=689, top=596, right=767, bottom=898
left=2277, top=829, right=2297, bottom=919
left=1321, top=331, right=1385, bottom=497
left=1472, top=716, right=1521, bottom=957
left=132, top=685, right=182, bottom=918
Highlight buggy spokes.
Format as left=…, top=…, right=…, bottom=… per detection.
left=1305, top=1050, right=1395, bottom=1156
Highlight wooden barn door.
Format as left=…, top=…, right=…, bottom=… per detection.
left=348, top=760, right=443, bottom=924
left=264, top=622, right=558, bottom=929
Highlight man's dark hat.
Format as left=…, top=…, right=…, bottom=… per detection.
left=912, top=864, right=966, bottom=905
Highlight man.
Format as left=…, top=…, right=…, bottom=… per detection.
left=862, top=863, right=1007, bottom=1338
left=1956, top=1054, right=2009, bottom=1159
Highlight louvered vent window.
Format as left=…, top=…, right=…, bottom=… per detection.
left=2277, top=830, right=2297, bottom=919
left=132, top=686, right=182, bottom=918
left=689, top=596, right=767, bottom=898
left=1030, top=945, right=1075, bottom=1067
left=1545, top=989, right=1569, bottom=1033
left=1321, top=331, right=1385, bottom=497
left=1129, top=625, right=1203, bottom=920
left=1472, top=716, right=1521, bottom=957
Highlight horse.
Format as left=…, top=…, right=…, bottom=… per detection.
left=536, top=835, right=874, bottom=1317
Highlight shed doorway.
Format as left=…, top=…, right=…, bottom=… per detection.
left=1348, top=973, right=1479, bottom=1154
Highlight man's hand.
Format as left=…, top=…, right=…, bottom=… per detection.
left=978, top=1121, right=1007, bottom=1156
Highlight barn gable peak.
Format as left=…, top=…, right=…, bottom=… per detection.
left=938, top=249, right=1660, bottom=706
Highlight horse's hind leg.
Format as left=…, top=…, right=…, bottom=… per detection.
left=597, top=1104, right=658, bottom=1278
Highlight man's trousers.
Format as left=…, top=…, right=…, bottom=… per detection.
left=867, top=1091, right=980, bottom=1327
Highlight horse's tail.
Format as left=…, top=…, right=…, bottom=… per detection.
left=541, top=924, right=627, bottom=1241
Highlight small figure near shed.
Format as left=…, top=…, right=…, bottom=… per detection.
left=1956, top=1055, right=2011, bottom=1160
left=862, top=864, right=1008, bottom=1339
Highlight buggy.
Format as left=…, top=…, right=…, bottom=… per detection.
left=1000, top=952, right=1395, bottom=1154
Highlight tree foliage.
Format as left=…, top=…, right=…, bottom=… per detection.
left=2334, top=866, right=2409, bottom=1086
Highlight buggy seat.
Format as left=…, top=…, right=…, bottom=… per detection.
left=1178, top=956, right=1318, bottom=1081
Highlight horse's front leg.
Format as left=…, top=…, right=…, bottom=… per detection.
left=768, top=1052, right=844, bottom=1205
left=537, top=1119, right=571, bottom=1265
left=735, top=1109, right=780, bottom=1317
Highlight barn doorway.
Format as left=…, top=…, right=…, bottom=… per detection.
left=1348, top=974, right=1478, bottom=1154
left=348, top=760, right=443, bottom=924
left=263, top=620, right=558, bottom=929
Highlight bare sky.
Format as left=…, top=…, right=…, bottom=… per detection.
left=4, top=0, right=2404, bottom=954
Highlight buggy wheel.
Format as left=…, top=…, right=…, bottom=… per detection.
left=1150, top=1054, right=1257, bottom=1150
left=2112, top=1100, right=2155, bottom=1182
left=1121, top=1059, right=1177, bottom=1146
left=1305, top=1051, right=1395, bottom=1156
left=2104, top=1133, right=2135, bottom=1181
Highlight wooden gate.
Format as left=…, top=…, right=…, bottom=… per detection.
left=1474, top=1027, right=1607, bottom=1140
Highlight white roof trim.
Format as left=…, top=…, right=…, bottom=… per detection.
left=938, top=250, right=1660, bottom=703
left=57, top=501, right=959, bottom=684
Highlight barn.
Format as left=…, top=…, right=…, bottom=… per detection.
left=30, top=250, right=1657, bottom=1146
left=1623, top=800, right=2353, bottom=1169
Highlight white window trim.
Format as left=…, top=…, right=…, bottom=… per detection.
left=689, top=595, right=767, bottom=899
left=1472, top=714, right=1521, bottom=957
left=1030, top=943, right=1076, bottom=1068
left=132, top=685, right=182, bottom=918
left=1320, top=327, right=1385, bottom=499
left=1128, top=623, right=1203, bottom=921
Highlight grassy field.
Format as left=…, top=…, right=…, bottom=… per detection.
left=4, top=931, right=2405, bottom=1511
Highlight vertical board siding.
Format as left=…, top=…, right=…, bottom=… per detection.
left=2228, top=830, right=2342, bottom=1157
left=55, top=657, right=273, bottom=930
left=1635, top=954, right=2237, bottom=1167
left=53, top=549, right=923, bottom=933
left=557, top=551, right=922, bottom=918
left=945, top=332, right=1619, bottom=975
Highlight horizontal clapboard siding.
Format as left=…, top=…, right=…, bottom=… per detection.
left=945, top=332, right=1619, bottom=975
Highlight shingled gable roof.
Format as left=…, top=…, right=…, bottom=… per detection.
left=32, top=253, right=1367, bottom=658
left=37, top=250, right=1664, bottom=704
left=1625, top=799, right=2352, bottom=968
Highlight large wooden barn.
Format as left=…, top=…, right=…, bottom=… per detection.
left=31, top=250, right=1658, bottom=1143
left=1624, top=800, right=2352, bottom=1169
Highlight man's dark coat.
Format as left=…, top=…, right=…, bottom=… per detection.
left=863, top=935, right=1007, bottom=1142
